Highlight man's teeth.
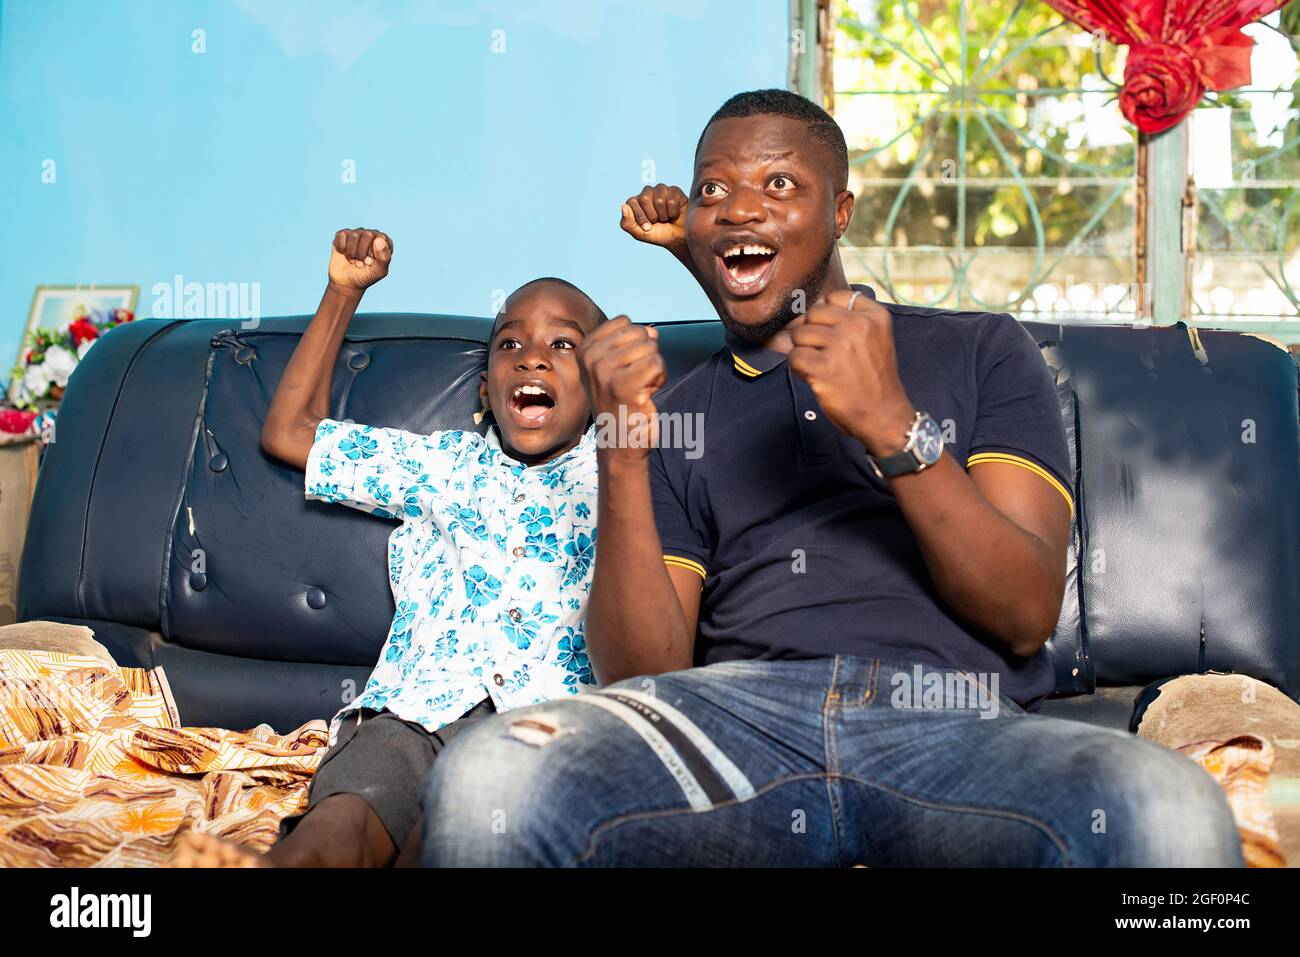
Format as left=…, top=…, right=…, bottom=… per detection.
left=721, top=243, right=776, bottom=258
left=513, top=385, right=548, bottom=398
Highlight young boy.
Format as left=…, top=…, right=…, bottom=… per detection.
left=176, top=227, right=606, bottom=866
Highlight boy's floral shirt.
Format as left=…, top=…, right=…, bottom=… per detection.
left=305, top=418, right=599, bottom=744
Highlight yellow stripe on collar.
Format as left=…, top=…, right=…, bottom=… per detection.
left=966, top=452, right=1075, bottom=516
left=731, top=354, right=762, bottom=378
left=663, top=555, right=707, bottom=579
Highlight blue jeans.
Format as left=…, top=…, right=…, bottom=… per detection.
left=419, top=657, right=1244, bottom=867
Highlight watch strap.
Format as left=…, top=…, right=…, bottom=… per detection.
left=867, top=446, right=923, bottom=479
left=866, top=410, right=938, bottom=479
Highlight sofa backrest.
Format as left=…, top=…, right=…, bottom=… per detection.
left=18, top=312, right=1300, bottom=699
left=1026, top=321, right=1300, bottom=697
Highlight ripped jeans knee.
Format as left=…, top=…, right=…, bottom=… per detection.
left=417, top=701, right=604, bottom=866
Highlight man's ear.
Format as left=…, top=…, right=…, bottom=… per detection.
left=834, top=190, right=855, bottom=240
left=478, top=369, right=489, bottom=411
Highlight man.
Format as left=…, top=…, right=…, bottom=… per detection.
left=418, top=90, right=1243, bottom=867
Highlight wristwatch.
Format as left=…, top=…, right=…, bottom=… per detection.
left=866, top=411, right=944, bottom=479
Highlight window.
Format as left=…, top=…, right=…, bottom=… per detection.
left=795, top=0, right=1300, bottom=342
left=1190, top=14, right=1300, bottom=338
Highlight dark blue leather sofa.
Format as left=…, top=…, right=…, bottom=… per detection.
left=16, top=311, right=1300, bottom=733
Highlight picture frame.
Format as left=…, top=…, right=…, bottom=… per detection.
left=9, top=285, right=139, bottom=403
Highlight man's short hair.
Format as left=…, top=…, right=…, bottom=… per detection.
left=696, top=89, right=849, bottom=192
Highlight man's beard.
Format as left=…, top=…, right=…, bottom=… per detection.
left=718, top=245, right=834, bottom=343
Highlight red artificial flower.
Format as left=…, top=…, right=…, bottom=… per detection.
left=0, top=408, right=37, bottom=434
left=1120, top=42, right=1204, bottom=134
left=112, top=308, right=134, bottom=324
left=1194, top=26, right=1257, bottom=91
left=69, top=316, right=100, bottom=346
left=1120, top=29, right=1259, bottom=134
left=1047, top=0, right=1285, bottom=134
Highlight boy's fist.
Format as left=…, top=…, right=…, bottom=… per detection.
left=578, top=316, right=667, bottom=460
left=621, top=185, right=688, bottom=251
left=329, top=228, right=393, bottom=291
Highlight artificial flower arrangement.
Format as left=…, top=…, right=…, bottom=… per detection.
left=1045, top=0, right=1287, bottom=134
left=9, top=307, right=134, bottom=411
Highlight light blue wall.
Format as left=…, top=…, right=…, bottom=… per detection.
left=0, top=0, right=789, bottom=387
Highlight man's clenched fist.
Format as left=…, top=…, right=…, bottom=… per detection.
left=329, top=228, right=394, bottom=292
left=578, top=316, right=667, bottom=461
left=620, top=184, right=688, bottom=252
left=788, top=290, right=916, bottom=457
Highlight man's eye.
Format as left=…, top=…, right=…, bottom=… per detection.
left=498, top=338, right=520, bottom=350
left=552, top=338, right=575, bottom=350
left=700, top=182, right=726, bottom=199
left=769, top=175, right=794, bottom=191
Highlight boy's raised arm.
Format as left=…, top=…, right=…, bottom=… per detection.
left=261, top=228, right=393, bottom=470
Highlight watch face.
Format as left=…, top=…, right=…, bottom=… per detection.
left=913, top=414, right=944, bottom=464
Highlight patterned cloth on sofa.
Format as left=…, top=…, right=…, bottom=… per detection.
left=0, top=649, right=326, bottom=866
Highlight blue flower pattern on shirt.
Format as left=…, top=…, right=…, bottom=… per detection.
left=305, top=419, right=600, bottom=745
left=555, top=627, right=594, bottom=690
left=562, top=531, right=596, bottom=587
left=503, top=601, right=560, bottom=652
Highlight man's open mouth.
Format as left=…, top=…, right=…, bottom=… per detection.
left=507, top=382, right=556, bottom=429
left=717, top=242, right=778, bottom=297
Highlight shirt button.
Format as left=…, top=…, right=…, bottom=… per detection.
left=514, top=493, right=526, bottom=503
left=804, top=410, right=817, bottom=421
left=508, top=608, right=522, bottom=622
left=493, top=673, right=505, bottom=687
left=512, top=546, right=525, bottom=557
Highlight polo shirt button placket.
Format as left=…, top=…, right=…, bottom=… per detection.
left=790, top=374, right=836, bottom=463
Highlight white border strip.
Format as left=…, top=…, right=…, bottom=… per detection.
left=606, top=689, right=754, bottom=800
left=573, top=694, right=712, bottom=811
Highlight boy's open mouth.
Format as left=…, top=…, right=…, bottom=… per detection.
left=717, top=241, right=778, bottom=297
left=507, top=382, right=556, bottom=429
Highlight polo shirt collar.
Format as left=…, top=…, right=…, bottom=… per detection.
left=725, top=284, right=878, bottom=380
left=725, top=330, right=787, bottom=379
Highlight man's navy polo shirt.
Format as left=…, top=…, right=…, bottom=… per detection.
left=649, top=285, right=1074, bottom=710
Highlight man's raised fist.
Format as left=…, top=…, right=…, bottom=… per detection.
left=620, top=184, right=688, bottom=252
